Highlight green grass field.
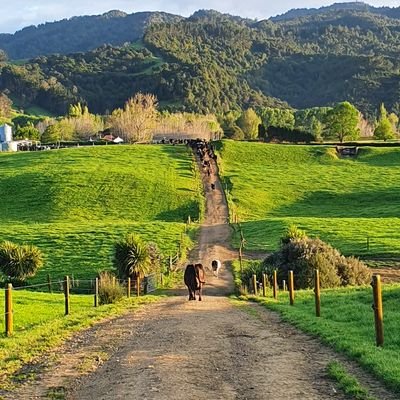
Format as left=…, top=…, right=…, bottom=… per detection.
left=0, top=145, right=202, bottom=284
left=218, top=141, right=400, bottom=257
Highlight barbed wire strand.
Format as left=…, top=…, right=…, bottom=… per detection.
left=13, top=282, right=52, bottom=290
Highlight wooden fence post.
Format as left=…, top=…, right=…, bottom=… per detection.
left=282, top=280, right=287, bottom=291
left=372, top=275, right=384, bottom=347
left=252, top=274, right=257, bottom=296
left=137, top=276, right=141, bottom=297
left=314, top=269, right=321, bottom=317
left=64, top=276, right=70, bottom=315
left=127, top=277, right=131, bottom=298
left=94, top=277, right=99, bottom=307
left=262, top=273, right=267, bottom=297
left=288, top=270, right=294, bottom=306
left=273, top=270, right=278, bottom=300
left=47, top=274, right=52, bottom=293
left=5, top=283, right=13, bottom=337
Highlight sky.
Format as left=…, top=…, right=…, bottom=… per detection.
left=1, top=0, right=399, bottom=34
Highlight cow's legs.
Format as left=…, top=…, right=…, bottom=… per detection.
left=198, top=286, right=202, bottom=301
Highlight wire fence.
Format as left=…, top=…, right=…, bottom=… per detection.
left=1, top=266, right=177, bottom=337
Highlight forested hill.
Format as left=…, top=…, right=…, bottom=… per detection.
left=0, top=11, right=182, bottom=60
left=1, top=3, right=400, bottom=117
left=272, top=2, right=400, bottom=21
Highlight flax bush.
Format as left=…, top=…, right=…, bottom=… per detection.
left=0, top=240, right=43, bottom=283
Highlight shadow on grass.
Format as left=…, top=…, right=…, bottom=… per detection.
left=155, top=201, right=200, bottom=222
left=0, top=172, right=57, bottom=223
left=270, top=188, right=400, bottom=218
left=159, top=145, right=195, bottom=178
left=357, top=148, right=400, bottom=167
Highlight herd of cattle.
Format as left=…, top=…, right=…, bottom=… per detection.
left=188, top=139, right=217, bottom=164
left=183, top=139, right=221, bottom=301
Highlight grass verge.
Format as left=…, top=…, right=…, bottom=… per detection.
left=231, top=260, right=400, bottom=393
left=327, top=361, right=376, bottom=400
left=0, top=290, right=163, bottom=389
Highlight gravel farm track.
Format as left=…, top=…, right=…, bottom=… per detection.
left=4, top=151, right=400, bottom=400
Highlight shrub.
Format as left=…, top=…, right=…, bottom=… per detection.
left=241, top=260, right=265, bottom=287
left=232, top=125, right=245, bottom=140
left=337, top=256, right=372, bottom=286
left=267, top=126, right=316, bottom=143
left=98, top=271, right=124, bottom=305
left=264, top=235, right=371, bottom=289
left=147, top=241, right=162, bottom=272
left=0, top=241, right=43, bottom=283
left=324, top=147, right=339, bottom=160
left=281, top=224, right=307, bottom=245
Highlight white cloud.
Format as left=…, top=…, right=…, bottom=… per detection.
left=1, top=0, right=400, bottom=33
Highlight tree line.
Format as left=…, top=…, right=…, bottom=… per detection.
left=1, top=89, right=397, bottom=144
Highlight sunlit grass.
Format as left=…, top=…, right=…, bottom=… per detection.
left=0, top=145, right=202, bottom=283
left=219, top=141, right=400, bottom=257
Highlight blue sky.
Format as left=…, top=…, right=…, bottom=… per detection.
left=1, top=0, right=399, bottom=34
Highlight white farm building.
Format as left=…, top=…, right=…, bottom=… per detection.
left=0, top=124, right=34, bottom=152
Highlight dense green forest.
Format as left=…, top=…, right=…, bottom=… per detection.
left=0, top=11, right=181, bottom=60
left=1, top=3, right=400, bottom=116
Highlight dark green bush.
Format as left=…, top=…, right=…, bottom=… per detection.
left=241, top=260, right=266, bottom=287
left=267, top=126, right=317, bottom=143
left=263, top=236, right=371, bottom=289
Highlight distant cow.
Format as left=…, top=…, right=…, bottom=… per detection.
left=211, top=259, right=221, bottom=278
left=184, top=263, right=206, bottom=301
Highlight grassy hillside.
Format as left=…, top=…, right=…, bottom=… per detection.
left=218, top=141, right=400, bottom=257
left=0, top=145, right=202, bottom=283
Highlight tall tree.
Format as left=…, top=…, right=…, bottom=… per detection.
left=258, top=107, right=295, bottom=130
left=66, top=103, right=104, bottom=139
left=374, top=104, right=395, bottom=141
left=109, top=93, right=158, bottom=143
left=237, top=108, right=261, bottom=140
left=326, top=102, right=360, bottom=142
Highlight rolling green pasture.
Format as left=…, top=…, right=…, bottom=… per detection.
left=0, top=145, right=202, bottom=283
left=218, top=141, right=400, bottom=257
left=0, top=289, right=162, bottom=386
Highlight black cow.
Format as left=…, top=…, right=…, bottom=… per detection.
left=184, top=263, right=206, bottom=301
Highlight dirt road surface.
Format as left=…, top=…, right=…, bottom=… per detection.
left=6, top=149, right=398, bottom=400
